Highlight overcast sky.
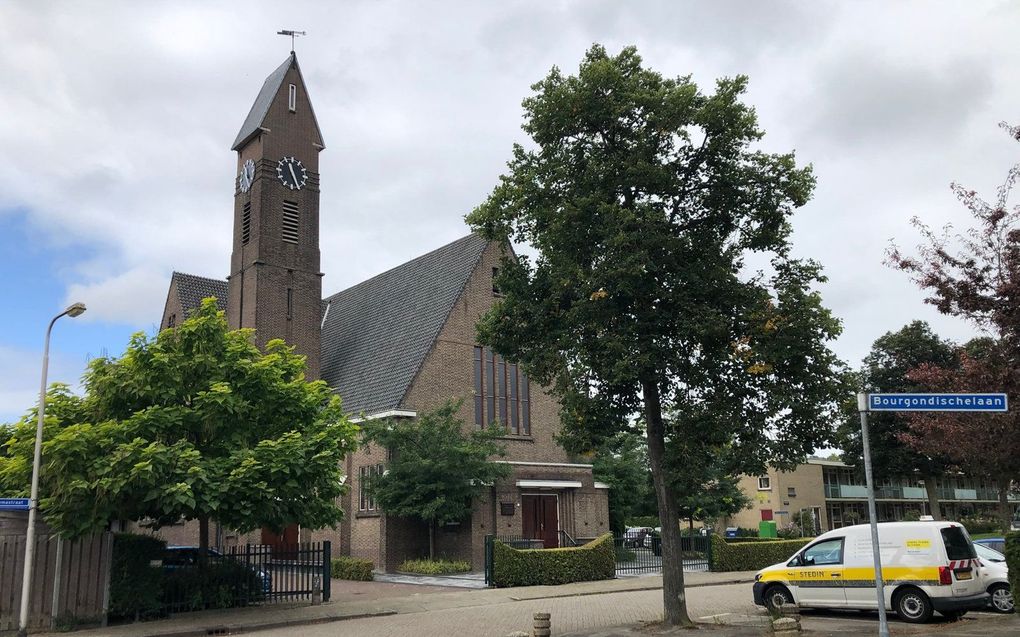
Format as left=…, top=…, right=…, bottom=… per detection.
left=1, top=1, right=1018, bottom=423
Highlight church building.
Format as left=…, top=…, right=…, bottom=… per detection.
left=160, top=53, right=609, bottom=571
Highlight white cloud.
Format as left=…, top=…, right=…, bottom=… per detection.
left=64, top=267, right=171, bottom=326
left=1, top=0, right=1019, bottom=369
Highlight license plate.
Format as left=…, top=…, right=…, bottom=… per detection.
left=955, top=570, right=972, bottom=580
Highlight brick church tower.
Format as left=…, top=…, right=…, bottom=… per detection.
left=227, top=53, right=324, bottom=379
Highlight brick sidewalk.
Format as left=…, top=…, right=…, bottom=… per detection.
left=34, top=571, right=756, bottom=637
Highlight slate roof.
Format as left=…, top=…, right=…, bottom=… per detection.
left=320, top=233, right=489, bottom=415
left=171, top=272, right=228, bottom=314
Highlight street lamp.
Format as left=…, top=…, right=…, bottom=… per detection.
left=18, top=302, right=86, bottom=637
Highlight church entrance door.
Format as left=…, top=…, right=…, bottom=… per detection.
left=521, top=494, right=559, bottom=548
left=261, top=523, right=300, bottom=559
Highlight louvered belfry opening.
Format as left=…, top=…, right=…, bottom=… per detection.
left=241, top=202, right=252, bottom=245
left=282, top=200, right=299, bottom=244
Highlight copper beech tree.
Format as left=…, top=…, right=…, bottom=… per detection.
left=889, top=122, right=1020, bottom=530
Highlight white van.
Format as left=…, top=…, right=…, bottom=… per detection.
left=752, top=521, right=989, bottom=623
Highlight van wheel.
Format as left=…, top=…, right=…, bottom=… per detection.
left=989, top=583, right=1015, bottom=613
left=764, top=585, right=794, bottom=612
left=894, top=588, right=933, bottom=623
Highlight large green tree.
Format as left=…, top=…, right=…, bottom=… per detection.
left=360, top=401, right=511, bottom=559
left=838, top=321, right=957, bottom=519
left=592, top=431, right=652, bottom=535
left=0, top=299, right=358, bottom=547
left=467, top=45, right=847, bottom=625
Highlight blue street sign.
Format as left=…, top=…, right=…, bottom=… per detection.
left=0, top=498, right=30, bottom=511
left=868, top=393, right=1008, bottom=412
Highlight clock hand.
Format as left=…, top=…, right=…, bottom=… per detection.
left=289, top=163, right=299, bottom=185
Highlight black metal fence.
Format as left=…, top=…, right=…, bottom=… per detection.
left=613, top=534, right=711, bottom=575
left=160, top=542, right=331, bottom=615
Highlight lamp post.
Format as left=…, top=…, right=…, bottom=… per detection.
left=18, top=302, right=86, bottom=637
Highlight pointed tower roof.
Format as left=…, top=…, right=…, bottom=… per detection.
left=231, top=53, right=325, bottom=151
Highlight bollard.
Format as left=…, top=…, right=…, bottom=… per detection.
left=311, top=575, right=322, bottom=605
left=532, top=612, right=550, bottom=637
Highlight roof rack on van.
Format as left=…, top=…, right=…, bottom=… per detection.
left=919, top=515, right=935, bottom=521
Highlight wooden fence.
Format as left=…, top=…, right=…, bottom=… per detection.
left=0, top=520, right=113, bottom=632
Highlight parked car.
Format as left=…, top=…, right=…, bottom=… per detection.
left=162, top=546, right=272, bottom=594
left=973, top=542, right=1014, bottom=613
left=974, top=537, right=1006, bottom=554
left=623, top=527, right=652, bottom=548
left=753, top=521, right=989, bottom=623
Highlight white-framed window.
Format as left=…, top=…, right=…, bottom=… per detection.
left=359, top=463, right=385, bottom=511
left=288, top=84, right=297, bottom=112
left=757, top=476, right=771, bottom=491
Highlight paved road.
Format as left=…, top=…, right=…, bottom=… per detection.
left=258, top=582, right=1019, bottom=637
left=257, top=583, right=760, bottom=637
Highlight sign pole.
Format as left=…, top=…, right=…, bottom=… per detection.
left=858, top=393, right=889, bottom=637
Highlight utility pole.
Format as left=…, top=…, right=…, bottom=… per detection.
left=858, top=393, right=890, bottom=637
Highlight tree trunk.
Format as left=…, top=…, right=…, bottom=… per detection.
left=198, top=516, right=210, bottom=566
left=998, top=484, right=1011, bottom=534
left=923, top=477, right=942, bottom=521
left=643, top=378, right=692, bottom=628
left=428, top=520, right=435, bottom=560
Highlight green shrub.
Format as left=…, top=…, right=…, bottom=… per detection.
left=493, top=533, right=615, bottom=587
left=163, top=560, right=265, bottom=612
left=331, top=556, right=374, bottom=581
left=1005, top=532, right=1020, bottom=600
left=398, top=558, right=471, bottom=575
left=625, top=516, right=660, bottom=528
left=960, top=517, right=1002, bottom=535
left=109, top=533, right=166, bottom=621
left=710, top=535, right=812, bottom=572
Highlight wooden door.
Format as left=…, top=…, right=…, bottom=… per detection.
left=521, top=495, right=559, bottom=548
left=261, top=523, right=300, bottom=558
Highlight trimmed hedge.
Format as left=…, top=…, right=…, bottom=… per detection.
left=1006, top=532, right=1020, bottom=600
left=492, top=533, right=615, bottom=587
left=710, top=535, right=812, bottom=572
left=109, top=533, right=166, bottom=621
left=331, top=556, right=375, bottom=581
left=398, top=558, right=471, bottom=575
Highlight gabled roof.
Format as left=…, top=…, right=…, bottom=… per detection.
left=320, top=233, right=489, bottom=415
left=171, top=272, right=228, bottom=314
left=231, top=53, right=324, bottom=151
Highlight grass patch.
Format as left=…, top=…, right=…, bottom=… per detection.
left=398, top=558, right=472, bottom=575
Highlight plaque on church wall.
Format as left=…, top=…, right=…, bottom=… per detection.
left=500, top=502, right=516, bottom=516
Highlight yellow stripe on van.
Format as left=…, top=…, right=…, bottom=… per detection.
left=758, top=566, right=941, bottom=588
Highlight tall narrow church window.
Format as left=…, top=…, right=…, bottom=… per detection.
left=492, top=267, right=500, bottom=295
left=473, top=346, right=484, bottom=428
left=241, top=202, right=252, bottom=245
left=497, top=356, right=508, bottom=430
left=485, top=347, right=495, bottom=426
left=286, top=288, right=293, bottom=320
left=474, top=346, right=531, bottom=435
left=167, top=314, right=176, bottom=328
left=288, top=84, right=297, bottom=112
left=282, top=200, right=299, bottom=244
left=521, top=374, right=531, bottom=435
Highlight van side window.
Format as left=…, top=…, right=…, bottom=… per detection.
left=801, top=538, right=844, bottom=566
left=940, top=526, right=976, bottom=560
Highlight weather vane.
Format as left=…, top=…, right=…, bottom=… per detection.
left=277, top=29, right=306, bottom=53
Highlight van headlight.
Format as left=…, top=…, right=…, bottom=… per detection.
left=755, top=573, right=761, bottom=582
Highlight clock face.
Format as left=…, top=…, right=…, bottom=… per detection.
left=277, top=156, right=308, bottom=191
left=238, top=159, right=256, bottom=193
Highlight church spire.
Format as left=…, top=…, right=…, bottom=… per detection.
left=231, top=53, right=324, bottom=152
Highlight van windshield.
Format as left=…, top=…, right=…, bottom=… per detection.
left=940, top=526, right=976, bottom=560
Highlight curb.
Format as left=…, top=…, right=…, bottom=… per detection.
left=507, top=577, right=753, bottom=601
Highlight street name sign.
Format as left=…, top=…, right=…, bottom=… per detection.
left=0, top=498, right=30, bottom=511
left=868, top=393, right=1008, bottom=412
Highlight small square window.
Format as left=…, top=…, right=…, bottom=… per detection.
left=787, top=487, right=796, bottom=498
left=288, top=84, right=297, bottom=112
left=757, top=477, right=771, bottom=491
